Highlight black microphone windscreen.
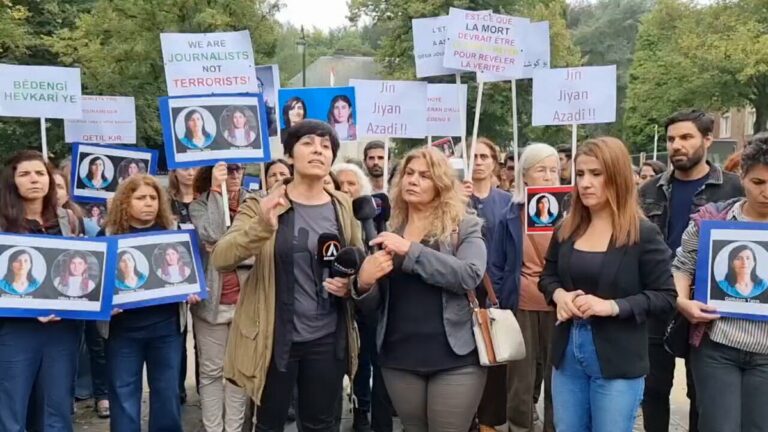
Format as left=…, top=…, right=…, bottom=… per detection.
left=372, top=193, right=390, bottom=223
left=353, top=196, right=378, bottom=221
left=317, top=233, right=341, bottom=268
left=331, top=247, right=366, bottom=277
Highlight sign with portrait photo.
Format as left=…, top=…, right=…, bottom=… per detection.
left=525, top=186, right=571, bottom=234
left=112, top=230, right=206, bottom=310
left=277, top=86, right=358, bottom=141
left=242, top=175, right=261, bottom=192
left=71, top=143, right=159, bottom=203
left=159, top=93, right=271, bottom=169
left=0, top=233, right=114, bottom=320
left=695, top=221, right=768, bottom=321
left=255, top=64, right=280, bottom=138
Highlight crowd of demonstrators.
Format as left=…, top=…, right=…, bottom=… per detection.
left=640, top=160, right=667, bottom=184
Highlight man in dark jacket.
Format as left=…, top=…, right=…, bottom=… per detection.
left=638, top=109, right=744, bottom=432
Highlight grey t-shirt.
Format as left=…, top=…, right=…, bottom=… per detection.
left=292, top=201, right=339, bottom=342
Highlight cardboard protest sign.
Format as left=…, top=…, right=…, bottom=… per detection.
left=443, top=8, right=529, bottom=79
left=0, top=233, right=114, bottom=320
left=112, top=231, right=206, bottom=310
left=350, top=80, right=428, bottom=138
left=64, top=96, right=136, bottom=144
left=525, top=186, right=571, bottom=234
left=427, top=84, right=467, bottom=137
left=242, top=175, right=261, bottom=192
left=0, top=64, right=82, bottom=119
left=532, top=65, right=617, bottom=126
left=159, top=93, right=271, bottom=169
left=483, top=21, right=551, bottom=82
left=161, top=31, right=258, bottom=96
left=695, top=221, right=768, bottom=321
left=71, top=143, right=158, bottom=203
left=277, top=87, right=358, bottom=141
left=255, top=64, right=280, bottom=138
left=412, top=16, right=462, bottom=78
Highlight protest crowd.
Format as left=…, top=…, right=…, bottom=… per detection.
left=1, top=6, right=767, bottom=432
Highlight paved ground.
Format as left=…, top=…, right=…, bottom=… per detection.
left=74, top=330, right=691, bottom=432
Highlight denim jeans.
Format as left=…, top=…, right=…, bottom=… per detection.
left=0, top=319, right=80, bottom=432
left=552, top=320, right=644, bottom=432
left=107, top=327, right=184, bottom=432
left=690, top=335, right=768, bottom=432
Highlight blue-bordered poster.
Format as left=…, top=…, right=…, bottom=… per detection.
left=695, top=220, right=768, bottom=321
left=71, top=143, right=159, bottom=203
left=0, top=233, right=115, bottom=320
left=112, top=230, right=207, bottom=310
left=242, top=175, right=261, bottom=192
left=159, top=93, right=271, bottom=169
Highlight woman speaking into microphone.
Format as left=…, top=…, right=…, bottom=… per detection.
left=210, top=120, right=363, bottom=432
left=355, top=147, right=487, bottom=432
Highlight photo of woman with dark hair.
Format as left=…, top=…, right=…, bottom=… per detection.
left=222, top=106, right=257, bottom=147
left=327, top=95, right=356, bottom=141
left=0, top=248, right=41, bottom=295
left=115, top=250, right=148, bottom=291
left=280, top=97, right=307, bottom=142
left=716, top=244, right=768, bottom=299
left=117, top=159, right=146, bottom=184
left=53, top=251, right=97, bottom=297
left=531, top=194, right=557, bottom=225
left=179, top=109, right=215, bottom=150
left=84, top=204, right=106, bottom=238
left=155, top=244, right=192, bottom=284
left=82, top=156, right=111, bottom=189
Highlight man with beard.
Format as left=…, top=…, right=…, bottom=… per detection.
left=638, top=109, right=743, bottom=432
left=364, top=140, right=386, bottom=195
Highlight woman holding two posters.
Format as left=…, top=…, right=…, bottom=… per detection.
left=98, top=174, right=200, bottom=432
left=538, top=138, right=677, bottom=432
left=490, top=143, right=561, bottom=432
left=211, top=120, right=363, bottom=431
left=672, top=133, right=768, bottom=431
left=0, top=150, right=81, bottom=431
left=189, top=162, right=250, bottom=432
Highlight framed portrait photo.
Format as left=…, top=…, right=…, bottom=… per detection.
left=112, top=230, right=207, bottom=310
left=0, top=233, right=115, bottom=320
left=695, top=220, right=768, bottom=321
left=525, top=186, right=571, bottom=234
left=71, top=143, right=158, bottom=203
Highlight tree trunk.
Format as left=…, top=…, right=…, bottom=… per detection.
left=753, top=80, right=768, bottom=134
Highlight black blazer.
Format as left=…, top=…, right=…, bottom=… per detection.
left=538, top=219, right=677, bottom=379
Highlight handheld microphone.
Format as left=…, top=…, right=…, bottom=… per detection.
left=372, top=193, right=390, bottom=234
left=330, top=247, right=367, bottom=278
left=353, top=196, right=379, bottom=254
left=317, top=233, right=341, bottom=298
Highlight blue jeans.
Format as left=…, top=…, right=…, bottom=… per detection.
left=552, top=320, right=644, bottom=432
left=107, top=326, right=183, bottom=432
left=0, top=319, right=80, bottom=432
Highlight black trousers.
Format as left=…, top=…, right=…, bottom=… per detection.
left=256, top=333, right=345, bottom=432
left=353, top=313, right=394, bottom=432
left=642, top=339, right=699, bottom=432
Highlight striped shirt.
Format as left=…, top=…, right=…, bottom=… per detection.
left=672, top=199, right=768, bottom=354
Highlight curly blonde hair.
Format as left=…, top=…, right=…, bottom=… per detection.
left=389, top=147, right=468, bottom=241
left=105, top=174, right=175, bottom=234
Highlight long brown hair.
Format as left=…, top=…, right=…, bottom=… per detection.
left=0, top=151, right=59, bottom=233
left=390, top=147, right=468, bottom=241
left=558, top=137, right=642, bottom=247
left=104, top=174, right=175, bottom=235
left=53, top=169, right=84, bottom=219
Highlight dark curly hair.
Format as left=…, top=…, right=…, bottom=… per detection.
left=741, top=132, right=768, bottom=177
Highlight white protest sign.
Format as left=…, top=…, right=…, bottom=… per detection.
left=427, top=84, right=467, bottom=137
left=521, top=21, right=551, bottom=79
left=0, top=64, right=82, bottom=119
left=65, top=96, right=136, bottom=144
left=532, top=65, right=617, bottom=126
left=160, top=30, right=258, bottom=96
left=412, top=16, right=461, bottom=78
left=351, top=80, right=428, bottom=138
left=443, top=8, right=529, bottom=79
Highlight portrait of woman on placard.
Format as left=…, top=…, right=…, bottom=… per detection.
left=530, top=194, right=557, bottom=225
left=154, top=243, right=192, bottom=284
left=115, top=249, right=148, bottom=291
left=0, top=248, right=42, bottom=296
left=280, top=97, right=307, bottom=142
left=223, top=106, right=257, bottom=147
left=83, top=204, right=106, bottom=238
left=716, top=243, right=768, bottom=299
left=53, top=251, right=97, bottom=297
left=327, top=95, right=356, bottom=141
left=179, top=109, right=215, bottom=150
left=81, top=156, right=112, bottom=190
left=117, top=159, right=147, bottom=184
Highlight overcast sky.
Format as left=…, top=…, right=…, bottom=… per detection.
left=277, top=0, right=350, bottom=31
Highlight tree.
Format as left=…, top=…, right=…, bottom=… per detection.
left=625, top=0, right=768, bottom=152
left=0, top=1, right=30, bottom=59
left=349, top=0, right=581, bottom=154
left=47, top=0, right=280, bottom=161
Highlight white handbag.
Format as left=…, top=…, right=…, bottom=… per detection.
left=468, top=273, right=526, bottom=366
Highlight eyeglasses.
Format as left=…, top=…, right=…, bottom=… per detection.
left=227, top=165, right=244, bottom=174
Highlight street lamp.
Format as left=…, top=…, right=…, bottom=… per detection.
left=296, top=26, right=307, bottom=87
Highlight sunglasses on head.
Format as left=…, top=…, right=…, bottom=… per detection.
left=227, top=165, right=244, bottom=173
